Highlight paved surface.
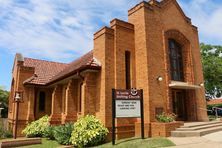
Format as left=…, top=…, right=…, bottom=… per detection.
left=166, top=131, right=222, bottom=148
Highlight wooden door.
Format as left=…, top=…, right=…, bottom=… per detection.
left=172, top=89, right=187, bottom=121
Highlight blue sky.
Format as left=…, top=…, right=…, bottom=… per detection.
left=0, top=0, right=222, bottom=90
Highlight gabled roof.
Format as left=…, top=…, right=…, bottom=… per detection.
left=23, top=58, right=68, bottom=85
left=47, top=50, right=101, bottom=85
left=23, top=50, right=101, bottom=86
left=159, top=0, right=192, bottom=24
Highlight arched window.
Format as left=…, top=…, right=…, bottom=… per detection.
left=169, top=39, right=184, bottom=81
left=39, top=91, right=46, bottom=112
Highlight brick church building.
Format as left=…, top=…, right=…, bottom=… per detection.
left=8, top=0, right=208, bottom=137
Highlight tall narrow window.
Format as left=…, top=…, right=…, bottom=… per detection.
left=125, top=51, right=131, bottom=89
left=78, top=83, right=82, bottom=113
left=169, top=39, right=184, bottom=81
left=39, top=91, right=46, bottom=112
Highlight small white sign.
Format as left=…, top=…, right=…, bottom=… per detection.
left=115, top=100, right=141, bottom=118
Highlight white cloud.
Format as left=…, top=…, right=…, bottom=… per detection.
left=0, top=0, right=221, bottom=63
left=178, top=0, right=222, bottom=44
left=0, top=0, right=143, bottom=62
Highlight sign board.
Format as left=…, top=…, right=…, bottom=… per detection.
left=115, top=100, right=141, bottom=118
left=115, top=89, right=142, bottom=99
left=112, top=88, right=144, bottom=145
left=114, top=89, right=142, bottom=118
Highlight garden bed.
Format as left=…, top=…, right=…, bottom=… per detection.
left=151, top=121, right=184, bottom=137
left=0, top=138, right=41, bottom=148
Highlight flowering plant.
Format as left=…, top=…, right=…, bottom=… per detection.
left=156, top=112, right=177, bottom=123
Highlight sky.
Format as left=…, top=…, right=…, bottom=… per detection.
left=0, top=0, right=222, bottom=90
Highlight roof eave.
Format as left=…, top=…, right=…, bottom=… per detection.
left=46, top=65, right=101, bottom=86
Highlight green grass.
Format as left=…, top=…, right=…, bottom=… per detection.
left=97, top=137, right=175, bottom=148
left=18, top=137, right=174, bottom=148
left=20, top=138, right=61, bottom=148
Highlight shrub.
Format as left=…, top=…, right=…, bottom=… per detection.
left=22, top=115, right=49, bottom=137
left=70, top=115, right=109, bottom=147
left=0, top=124, right=13, bottom=138
left=3, top=130, right=13, bottom=138
left=53, top=123, right=73, bottom=145
left=43, top=125, right=55, bottom=140
left=156, top=112, right=176, bottom=123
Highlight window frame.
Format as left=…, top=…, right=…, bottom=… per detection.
left=168, top=39, right=184, bottom=81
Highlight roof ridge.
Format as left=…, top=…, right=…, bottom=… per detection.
left=68, top=50, right=93, bottom=65
left=24, top=57, right=68, bottom=65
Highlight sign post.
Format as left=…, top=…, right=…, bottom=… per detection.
left=112, top=88, right=144, bottom=145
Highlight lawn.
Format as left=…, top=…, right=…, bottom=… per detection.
left=18, top=137, right=174, bottom=148
left=20, top=138, right=61, bottom=148
left=97, top=137, right=175, bottom=148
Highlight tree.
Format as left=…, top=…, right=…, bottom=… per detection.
left=200, top=43, right=222, bottom=99
left=0, top=86, right=9, bottom=118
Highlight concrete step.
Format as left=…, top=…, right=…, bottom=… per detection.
left=176, top=122, right=222, bottom=131
left=181, top=121, right=222, bottom=128
left=171, top=125, right=222, bottom=137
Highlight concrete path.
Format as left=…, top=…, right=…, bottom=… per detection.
left=166, top=131, right=222, bottom=148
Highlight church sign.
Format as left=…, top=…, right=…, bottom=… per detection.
left=112, top=88, right=144, bottom=145
left=114, top=89, right=142, bottom=118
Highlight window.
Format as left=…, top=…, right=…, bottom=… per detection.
left=125, top=51, right=131, bottom=89
left=78, top=83, right=82, bottom=113
left=169, top=39, right=184, bottom=81
left=39, top=91, right=46, bottom=112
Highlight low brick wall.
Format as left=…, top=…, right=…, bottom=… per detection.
left=135, top=122, right=151, bottom=138
left=106, top=124, right=135, bottom=141
left=0, top=138, right=41, bottom=148
left=151, top=121, right=184, bottom=137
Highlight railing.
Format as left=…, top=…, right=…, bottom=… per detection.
left=212, top=107, right=222, bottom=118
left=198, top=107, right=222, bottom=119
left=198, top=107, right=213, bottom=112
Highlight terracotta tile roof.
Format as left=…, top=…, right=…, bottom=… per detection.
left=47, top=50, right=101, bottom=84
left=207, top=99, right=222, bottom=105
left=23, top=58, right=68, bottom=85
left=23, top=50, right=101, bottom=86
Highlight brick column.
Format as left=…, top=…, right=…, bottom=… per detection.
left=81, top=73, right=97, bottom=116
left=26, top=87, right=35, bottom=121
left=50, top=85, right=62, bottom=125
left=61, top=79, right=78, bottom=124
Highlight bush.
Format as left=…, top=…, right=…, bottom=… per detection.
left=3, top=130, right=13, bottom=138
left=156, top=112, right=176, bottom=123
left=70, top=115, right=109, bottom=147
left=43, top=125, right=55, bottom=140
left=22, top=115, right=49, bottom=137
left=53, top=123, right=73, bottom=145
left=0, top=124, right=13, bottom=139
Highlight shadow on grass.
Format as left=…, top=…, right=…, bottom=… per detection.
left=98, top=137, right=175, bottom=148
left=114, top=137, right=141, bottom=145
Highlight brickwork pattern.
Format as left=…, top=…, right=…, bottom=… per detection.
left=8, top=0, right=208, bottom=139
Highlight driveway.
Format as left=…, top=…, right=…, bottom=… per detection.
left=166, top=131, right=222, bottom=148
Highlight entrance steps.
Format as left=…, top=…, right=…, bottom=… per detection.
left=171, top=121, right=222, bottom=137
